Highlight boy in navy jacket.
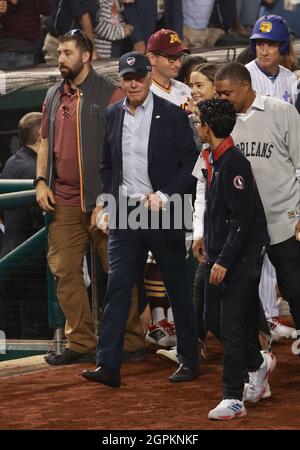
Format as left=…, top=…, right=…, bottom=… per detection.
left=195, top=98, right=276, bottom=420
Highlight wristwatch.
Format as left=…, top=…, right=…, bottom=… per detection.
left=33, top=176, right=48, bottom=188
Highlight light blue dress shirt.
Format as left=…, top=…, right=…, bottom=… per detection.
left=121, top=91, right=154, bottom=199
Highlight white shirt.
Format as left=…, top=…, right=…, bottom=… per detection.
left=231, top=93, right=300, bottom=245
left=246, top=60, right=298, bottom=105
left=150, top=78, right=191, bottom=110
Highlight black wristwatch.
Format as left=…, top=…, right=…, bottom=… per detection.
left=33, top=176, right=48, bottom=188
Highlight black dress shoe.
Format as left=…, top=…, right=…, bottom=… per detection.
left=44, top=348, right=95, bottom=366
left=169, top=364, right=199, bottom=382
left=81, top=366, right=121, bottom=388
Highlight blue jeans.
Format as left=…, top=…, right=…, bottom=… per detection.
left=96, top=228, right=198, bottom=372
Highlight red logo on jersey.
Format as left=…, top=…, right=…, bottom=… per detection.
left=233, top=176, right=245, bottom=190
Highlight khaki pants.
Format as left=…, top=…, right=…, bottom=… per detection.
left=48, top=206, right=145, bottom=354
left=183, top=25, right=225, bottom=49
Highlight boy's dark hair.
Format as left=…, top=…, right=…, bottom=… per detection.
left=215, top=61, right=252, bottom=84
left=18, top=112, right=42, bottom=146
left=58, top=29, right=94, bottom=60
left=198, top=98, right=236, bottom=138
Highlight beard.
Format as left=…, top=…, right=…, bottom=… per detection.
left=59, top=60, right=84, bottom=80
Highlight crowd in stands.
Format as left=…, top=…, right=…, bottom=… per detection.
left=0, top=1, right=299, bottom=70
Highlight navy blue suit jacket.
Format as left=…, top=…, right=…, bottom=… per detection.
left=100, top=93, right=198, bottom=239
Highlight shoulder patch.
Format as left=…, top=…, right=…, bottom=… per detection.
left=233, top=175, right=245, bottom=190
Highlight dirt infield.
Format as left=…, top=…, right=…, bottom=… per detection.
left=0, top=332, right=299, bottom=430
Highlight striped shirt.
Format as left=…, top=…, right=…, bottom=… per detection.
left=246, top=59, right=298, bottom=105
left=94, top=0, right=125, bottom=59
left=182, top=0, right=215, bottom=30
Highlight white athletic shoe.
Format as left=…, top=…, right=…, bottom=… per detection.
left=208, top=399, right=247, bottom=420
left=244, top=382, right=271, bottom=401
left=156, top=346, right=179, bottom=365
left=156, top=341, right=207, bottom=365
left=245, top=351, right=276, bottom=403
left=268, top=316, right=297, bottom=342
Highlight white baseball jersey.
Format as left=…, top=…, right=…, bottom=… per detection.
left=150, top=78, right=191, bottom=110
left=231, top=93, right=300, bottom=245
left=246, top=60, right=298, bottom=105
left=246, top=60, right=298, bottom=319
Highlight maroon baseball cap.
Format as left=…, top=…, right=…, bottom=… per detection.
left=147, top=28, right=191, bottom=55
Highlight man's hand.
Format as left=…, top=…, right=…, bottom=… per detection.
left=209, top=263, right=227, bottom=286
left=90, top=205, right=102, bottom=230
left=145, top=192, right=164, bottom=211
left=295, top=219, right=300, bottom=241
left=123, top=23, right=134, bottom=37
left=192, top=238, right=205, bottom=263
left=91, top=205, right=109, bottom=234
left=36, top=182, right=55, bottom=212
left=0, top=1, right=7, bottom=14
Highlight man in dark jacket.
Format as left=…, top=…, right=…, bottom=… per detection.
left=36, top=31, right=146, bottom=365
left=195, top=98, right=276, bottom=420
left=81, top=52, right=199, bottom=388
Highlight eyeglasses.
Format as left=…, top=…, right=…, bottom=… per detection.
left=154, top=52, right=186, bottom=63
left=63, top=29, right=91, bottom=53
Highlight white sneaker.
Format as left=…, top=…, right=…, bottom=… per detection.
left=268, top=317, right=297, bottom=342
left=208, top=399, right=247, bottom=420
left=156, top=346, right=179, bottom=365
left=156, top=341, right=207, bottom=366
left=244, top=382, right=271, bottom=401
left=245, top=351, right=276, bottom=403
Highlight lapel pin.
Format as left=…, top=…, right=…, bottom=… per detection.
left=155, top=115, right=160, bottom=119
